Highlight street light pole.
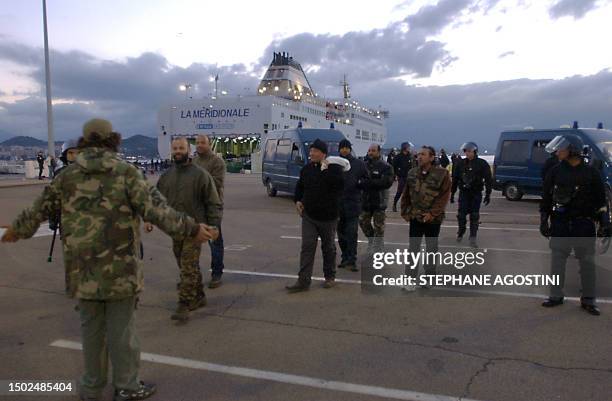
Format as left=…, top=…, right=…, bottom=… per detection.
left=42, top=0, right=55, bottom=158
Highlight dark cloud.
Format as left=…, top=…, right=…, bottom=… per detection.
left=406, top=0, right=473, bottom=34
left=549, top=0, right=606, bottom=19
left=498, top=50, right=515, bottom=58
left=0, top=39, right=259, bottom=140
left=350, top=69, right=612, bottom=152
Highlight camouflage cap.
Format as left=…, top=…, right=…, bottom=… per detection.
left=82, top=118, right=113, bottom=141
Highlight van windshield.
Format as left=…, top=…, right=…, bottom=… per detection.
left=584, top=129, right=612, bottom=162
left=303, top=141, right=340, bottom=156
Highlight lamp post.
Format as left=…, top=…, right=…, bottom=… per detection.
left=42, top=0, right=54, bottom=158
left=179, top=83, right=192, bottom=99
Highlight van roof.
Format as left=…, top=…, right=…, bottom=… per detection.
left=501, top=127, right=612, bottom=135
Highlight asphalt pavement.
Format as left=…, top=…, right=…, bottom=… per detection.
left=0, top=174, right=610, bottom=401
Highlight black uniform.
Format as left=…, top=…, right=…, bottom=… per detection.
left=392, top=152, right=414, bottom=209
left=541, top=154, right=558, bottom=181
left=540, top=159, right=607, bottom=305
left=451, top=157, right=492, bottom=238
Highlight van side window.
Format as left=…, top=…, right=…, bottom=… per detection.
left=500, top=140, right=529, bottom=163
left=291, top=143, right=302, bottom=162
left=275, top=139, right=292, bottom=162
left=264, top=140, right=276, bottom=161
left=531, top=140, right=550, bottom=164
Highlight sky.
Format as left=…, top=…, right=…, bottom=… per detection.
left=0, top=0, right=611, bottom=151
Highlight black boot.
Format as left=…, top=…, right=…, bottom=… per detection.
left=542, top=298, right=564, bottom=307
left=456, top=227, right=466, bottom=242
left=286, top=281, right=310, bottom=293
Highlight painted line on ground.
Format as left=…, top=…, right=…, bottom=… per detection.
left=0, top=223, right=54, bottom=238
left=385, top=222, right=540, bottom=232
left=50, top=339, right=481, bottom=401
left=222, top=268, right=612, bottom=304
left=280, top=235, right=549, bottom=254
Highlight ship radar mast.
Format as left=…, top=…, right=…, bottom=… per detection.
left=340, top=74, right=350, bottom=99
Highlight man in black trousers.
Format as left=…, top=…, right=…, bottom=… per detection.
left=286, top=139, right=344, bottom=292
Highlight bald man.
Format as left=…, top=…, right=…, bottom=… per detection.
left=194, top=134, right=227, bottom=288
left=146, top=137, right=222, bottom=321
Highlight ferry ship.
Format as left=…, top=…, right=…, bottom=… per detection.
left=157, top=52, right=388, bottom=159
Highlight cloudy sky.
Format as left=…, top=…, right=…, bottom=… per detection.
left=0, top=0, right=611, bottom=151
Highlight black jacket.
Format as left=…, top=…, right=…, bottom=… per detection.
left=439, top=153, right=450, bottom=168
left=451, top=156, right=492, bottom=195
left=339, top=154, right=368, bottom=217
left=360, top=157, right=394, bottom=212
left=295, top=161, right=344, bottom=221
left=540, top=160, right=606, bottom=219
left=541, top=155, right=558, bottom=181
left=392, top=152, right=413, bottom=178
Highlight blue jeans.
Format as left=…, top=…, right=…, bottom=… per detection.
left=209, top=225, right=224, bottom=278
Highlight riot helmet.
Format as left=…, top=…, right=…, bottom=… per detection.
left=461, top=142, right=478, bottom=153
left=544, top=134, right=584, bottom=156
left=60, top=139, right=79, bottom=164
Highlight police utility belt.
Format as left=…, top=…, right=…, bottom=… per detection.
left=551, top=184, right=592, bottom=220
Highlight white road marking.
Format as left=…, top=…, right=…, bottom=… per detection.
left=0, top=223, right=54, bottom=238
left=50, top=339, right=482, bottom=401
left=279, top=235, right=549, bottom=254
left=221, top=268, right=612, bottom=304
left=385, top=222, right=540, bottom=232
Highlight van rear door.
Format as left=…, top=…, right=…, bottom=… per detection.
left=273, top=139, right=292, bottom=192
left=287, top=142, right=306, bottom=194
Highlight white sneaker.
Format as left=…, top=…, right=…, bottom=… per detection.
left=401, top=284, right=417, bottom=292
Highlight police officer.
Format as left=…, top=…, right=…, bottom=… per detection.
left=392, top=142, right=414, bottom=212
left=56, top=139, right=79, bottom=175
left=1, top=118, right=215, bottom=401
left=359, top=144, right=394, bottom=254
left=540, top=134, right=610, bottom=316
left=451, top=142, right=492, bottom=248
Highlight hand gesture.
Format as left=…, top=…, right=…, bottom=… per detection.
left=204, top=225, right=220, bottom=241
left=144, top=223, right=154, bottom=233
left=1, top=226, right=18, bottom=243
left=295, top=201, right=304, bottom=217
left=195, top=224, right=213, bottom=242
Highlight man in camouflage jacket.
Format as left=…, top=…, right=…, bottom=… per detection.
left=401, top=146, right=451, bottom=288
left=1, top=119, right=214, bottom=401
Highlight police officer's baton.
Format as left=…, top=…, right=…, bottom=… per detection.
left=47, top=227, right=58, bottom=262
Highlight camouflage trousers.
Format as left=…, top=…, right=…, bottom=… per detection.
left=172, top=238, right=204, bottom=304
left=359, top=210, right=386, bottom=238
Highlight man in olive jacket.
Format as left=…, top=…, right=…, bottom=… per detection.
left=193, top=134, right=227, bottom=288
left=149, top=137, right=221, bottom=321
left=1, top=119, right=214, bottom=401
left=401, top=146, right=451, bottom=289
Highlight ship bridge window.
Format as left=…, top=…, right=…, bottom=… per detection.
left=355, top=129, right=361, bottom=139
left=362, top=131, right=370, bottom=140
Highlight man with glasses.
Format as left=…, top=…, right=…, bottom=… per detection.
left=450, top=142, right=492, bottom=248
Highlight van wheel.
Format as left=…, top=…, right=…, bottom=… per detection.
left=266, top=179, right=277, bottom=197
left=504, top=183, right=523, bottom=201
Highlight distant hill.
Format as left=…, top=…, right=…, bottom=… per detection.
left=1, top=136, right=49, bottom=147
left=0, top=134, right=158, bottom=158
left=120, top=134, right=158, bottom=158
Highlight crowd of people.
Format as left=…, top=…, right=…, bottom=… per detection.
left=0, top=118, right=610, bottom=401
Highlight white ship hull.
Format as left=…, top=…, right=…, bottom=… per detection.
left=157, top=52, right=387, bottom=159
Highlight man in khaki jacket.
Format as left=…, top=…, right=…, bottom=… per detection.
left=401, top=146, right=451, bottom=290
left=194, top=134, right=227, bottom=288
